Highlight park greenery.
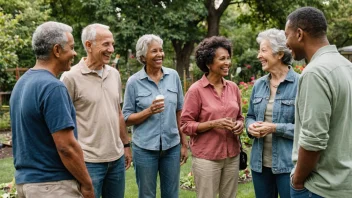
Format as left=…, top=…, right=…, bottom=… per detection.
left=0, top=0, right=351, bottom=197
left=1, top=0, right=352, bottom=92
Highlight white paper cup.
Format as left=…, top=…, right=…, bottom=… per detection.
left=156, top=95, right=165, bottom=100
left=155, top=95, right=165, bottom=111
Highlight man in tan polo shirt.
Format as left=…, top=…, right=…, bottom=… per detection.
left=61, top=23, right=132, bottom=198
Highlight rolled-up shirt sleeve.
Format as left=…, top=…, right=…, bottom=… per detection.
left=176, top=72, right=184, bottom=111
left=122, top=78, right=136, bottom=121
left=298, top=73, right=331, bottom=151
left=181, top=87, right=201, bottom=136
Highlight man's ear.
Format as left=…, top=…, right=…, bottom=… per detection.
left=85, top=40, right=92, bottom=52
left=53, top=44, right=61, bottom=58
left=297, top=28, right=304, bottom=42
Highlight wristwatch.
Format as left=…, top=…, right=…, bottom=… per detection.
left=124, top=143, right=131, bottom=148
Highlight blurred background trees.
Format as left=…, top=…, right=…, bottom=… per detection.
left=1, top=0, right=351, bottom=91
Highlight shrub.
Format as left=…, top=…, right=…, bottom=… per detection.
left=0, top=112, right=11, bottom=131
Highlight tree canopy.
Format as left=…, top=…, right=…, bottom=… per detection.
left=0, top=0, right=351, bottom=91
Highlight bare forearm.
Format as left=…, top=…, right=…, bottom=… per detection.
left=293, top=146, right=321, bottom=185
left=176, top=111, right=188, bottom=145
left=57, top=142, right=92, bottom=187
left=125, top=108, right=152, bottom=126
left=197, top=120, right=216, bottom=133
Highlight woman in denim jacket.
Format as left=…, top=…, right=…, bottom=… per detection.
left=245, top=29, right=299, bottom=198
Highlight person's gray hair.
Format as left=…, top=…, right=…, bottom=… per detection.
left=32, top=21, right=72, bottom=60
left=256, top=28, right=292, bottom=65
left=135, top=34, right=163, bottom=64
left=81, top=23, right=110, bottom=52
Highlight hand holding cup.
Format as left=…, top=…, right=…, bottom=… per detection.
left=150, top=95, right=165, bottom=114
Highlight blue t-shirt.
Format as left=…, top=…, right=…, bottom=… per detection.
left=10, top=69, right=77, bottom=184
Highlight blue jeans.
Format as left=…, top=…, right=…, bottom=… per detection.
left=132, top=143, right=180, bottom=198
left=252, top=167, right=290, bottom=198
left=85, top=155, right=125, bottom=198
left=290, top=185, right=324, bottom=198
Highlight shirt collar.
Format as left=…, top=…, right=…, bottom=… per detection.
left=199, top=74, right=228, bottom=88
left=264, top=66, right=296, bottom=84
left=139, top=66, right=169, bottom=80
left=78, top=57, right=111, bottom=74
left=310, top=45, right=338, bottom=63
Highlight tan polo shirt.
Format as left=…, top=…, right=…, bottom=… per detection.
left=61, top=58, right=124, bottom=163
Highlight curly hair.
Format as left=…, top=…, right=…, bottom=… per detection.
left=256, top=28, right=292, bottom=65
left=195, top=36, right=232, bottom=73
left=287, top=7, right=327, bottom=38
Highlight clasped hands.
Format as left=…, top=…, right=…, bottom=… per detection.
left=247, top=121, right=276, bottom=138
left=213, top=118, right=244, bottom=135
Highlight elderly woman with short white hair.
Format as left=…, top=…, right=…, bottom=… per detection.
left=122, top=34, right=188, bottom=198
left=246, top=28, right=300, bottom=198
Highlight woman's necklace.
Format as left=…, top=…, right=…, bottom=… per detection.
left=270, top=79, right=280, bottom=88
left=270, top=83, right=279, bottom=88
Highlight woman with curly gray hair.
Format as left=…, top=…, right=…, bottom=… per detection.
left=245, top=28, right=300, bottom=198
left=181, top=36, right=244, bottom=198
left=122, top=34, right=188, bottom=198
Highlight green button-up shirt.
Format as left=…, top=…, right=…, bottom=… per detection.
left=292, top=45, right=352, bottom=197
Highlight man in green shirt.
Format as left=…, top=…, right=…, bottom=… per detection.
left=285, top=7, right=352, bottom=198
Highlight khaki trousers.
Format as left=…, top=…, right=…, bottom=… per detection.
left=16, top=180, right=82, bottom=198
left=192, top=155, right=240, bottom=198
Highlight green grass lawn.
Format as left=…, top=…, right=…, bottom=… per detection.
left=0, top=158, right=15, bottom=184
left=0, top=157, right=254, bottom=197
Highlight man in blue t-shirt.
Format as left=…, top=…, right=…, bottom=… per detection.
left=10, top=21, right=94, bottom=198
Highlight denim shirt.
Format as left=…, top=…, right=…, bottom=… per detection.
left=122, top=66, right=184, bottom=151
left=245, top=67, right=299, bottom=174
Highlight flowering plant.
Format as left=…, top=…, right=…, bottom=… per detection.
left=293, top=65, right=305, bottom=74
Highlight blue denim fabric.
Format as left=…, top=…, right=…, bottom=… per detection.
left=132, top=143, right=181, bottom=198
left=290, top=185, right=324, bottom=198
left=123, top=66, right=184, bottom=151
left=245, top=67, right=300, bottom=174
left=85, top=156, right=125, bottom=198
left=252, top=167, right=290, bottom=198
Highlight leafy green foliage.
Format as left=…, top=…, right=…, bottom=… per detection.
left=325, top=0, right=352, bottom=47
left=0, top=179, right=15, bottom=198
left=0, top=12, right=24, bottom=91
left=0, top=0, right=49, bottom=91
left=0, top=112, right=10, bottom=130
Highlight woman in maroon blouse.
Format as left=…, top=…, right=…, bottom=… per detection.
left=181, top=36, right=244, bottom=198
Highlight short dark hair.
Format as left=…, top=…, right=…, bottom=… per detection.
left=195, top=36, right=232, bottom=73
left=287, top=7, right=327, bottom=38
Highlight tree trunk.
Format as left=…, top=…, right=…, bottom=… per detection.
left=205, top=0, right=232, bottom=37
left=171, top=40, right=195, bottom=79
left=207, top=12, right=221, bottom=37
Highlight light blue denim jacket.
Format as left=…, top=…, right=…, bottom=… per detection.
left=245, top=67, right=299, bottom=174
